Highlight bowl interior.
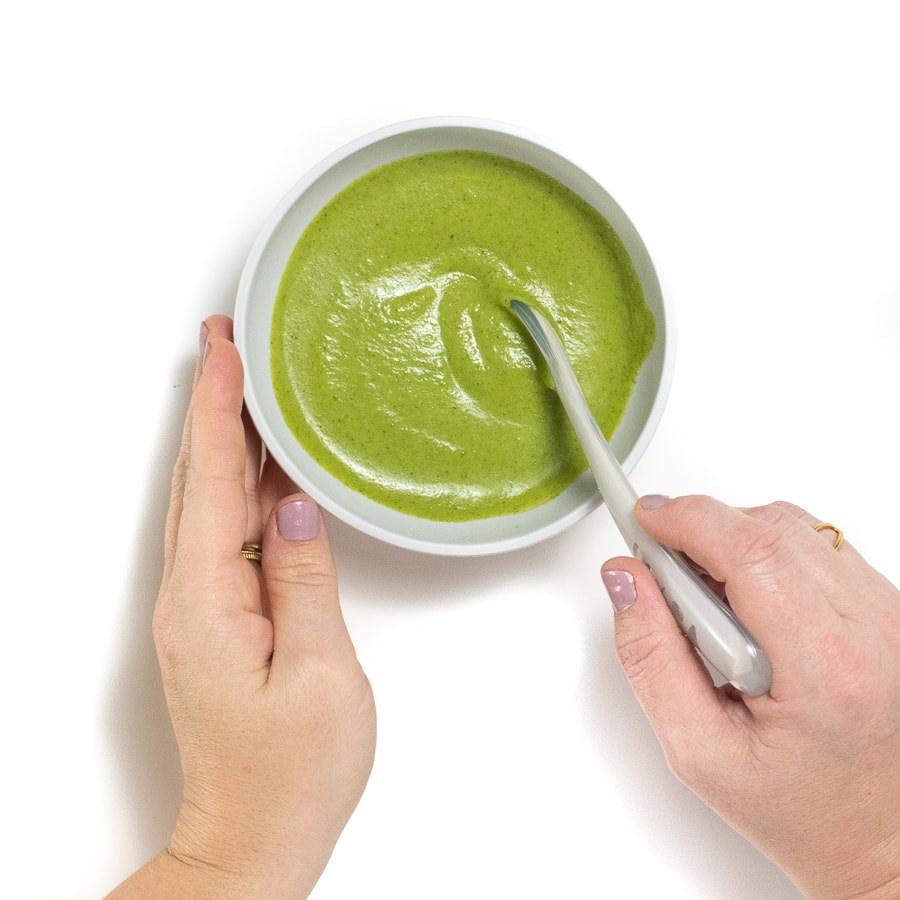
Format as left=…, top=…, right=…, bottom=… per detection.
left=235, top=117, right=673, bottom=556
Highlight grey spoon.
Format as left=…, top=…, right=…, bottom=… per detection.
left=510, top=300, right=772, bottom=696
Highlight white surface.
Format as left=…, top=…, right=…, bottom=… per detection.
left=2, top=2, right=897, bottom=898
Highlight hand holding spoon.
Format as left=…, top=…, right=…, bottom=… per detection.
left=510, top=300, right=772, bottom=696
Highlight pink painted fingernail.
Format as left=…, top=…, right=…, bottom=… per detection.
left=603, top=570, right=637, bottom=613
left=640, top=494, right=671, bottom=509
left=276, top=499, right=321, bottom=541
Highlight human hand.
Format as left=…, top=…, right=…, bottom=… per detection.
left=109, top=316, right=376, bottom=899
left=602, top=496, right=900, bottom=899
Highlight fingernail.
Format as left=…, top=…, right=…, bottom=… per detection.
left=603, top=570, right=637, bottom=613
left=640, top=494, right=671, bottom=510
left=276, top=499, right=321, bottom=541
left=199, top=321, right=211, bottom=372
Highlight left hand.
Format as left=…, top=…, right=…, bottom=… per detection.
left=110, top=315, right=376, bottom=899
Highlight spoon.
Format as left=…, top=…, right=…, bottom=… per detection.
left=510, top=299, right=772, bottom=696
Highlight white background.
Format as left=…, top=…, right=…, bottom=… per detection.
left=2, top=2, right=898, bottom=897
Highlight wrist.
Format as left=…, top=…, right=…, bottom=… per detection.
left=106, top=849, right=251, bottom=899
left=107, top=845, right=320, bottom=900
left=828, top=876, right=900, bottom=900
left=842, top=871, right=900, bottom=900
left=795, top=837, right=900, bottom=900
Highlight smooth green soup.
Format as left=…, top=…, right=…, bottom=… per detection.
left=271, top=150, right=655, bottom=521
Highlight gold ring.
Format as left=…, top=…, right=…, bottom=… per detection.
left=814, top=522, right=844, bottom=551
left=241, top=542, right=262, bottom=562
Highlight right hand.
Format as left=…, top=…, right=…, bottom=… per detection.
left=603, top=495, right=900, bottom=899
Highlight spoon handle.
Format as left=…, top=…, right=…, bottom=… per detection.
left=511, top=300, right=772, bottom=696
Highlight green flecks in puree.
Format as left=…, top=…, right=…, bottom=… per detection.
left=271, top=150, right=655, bottom=521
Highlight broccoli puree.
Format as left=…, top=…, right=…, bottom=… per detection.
left=271, top=150, right=655, bottom=522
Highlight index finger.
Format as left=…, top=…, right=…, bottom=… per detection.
left=635, top=495, right=842, bottom=670
left=169, top=319, right=250, bottom=593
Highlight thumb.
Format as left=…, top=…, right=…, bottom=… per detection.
left=603, top=557, right=728, bottom=752
left=262, top=495, right=355, bottom=668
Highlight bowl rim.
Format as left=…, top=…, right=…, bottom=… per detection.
left=234, top=115, right=676, bottom=556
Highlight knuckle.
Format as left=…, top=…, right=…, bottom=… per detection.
left=268, top=559, right=338, bottom=596
left=268, top=549, right=338, bottom=593
left=731, top=506, right=803, bottom=578
left=735, top=522, right=783, bottom=569
left=615, top=627, right=677, bottom=691
left=818, top=624, right=897, bottom=728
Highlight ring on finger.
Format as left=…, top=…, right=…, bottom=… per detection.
left=813, top=522, right=844, bottom=551
left=241, top=541, right=262, bottom=562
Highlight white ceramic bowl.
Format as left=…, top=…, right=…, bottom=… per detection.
left=234, top=116, right=674, bottom=556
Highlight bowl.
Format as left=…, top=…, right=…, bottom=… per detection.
left=234, top=116, right=674, bottom=556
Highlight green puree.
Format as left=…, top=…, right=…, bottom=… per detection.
left=271, top=150, right=655, bottom=521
